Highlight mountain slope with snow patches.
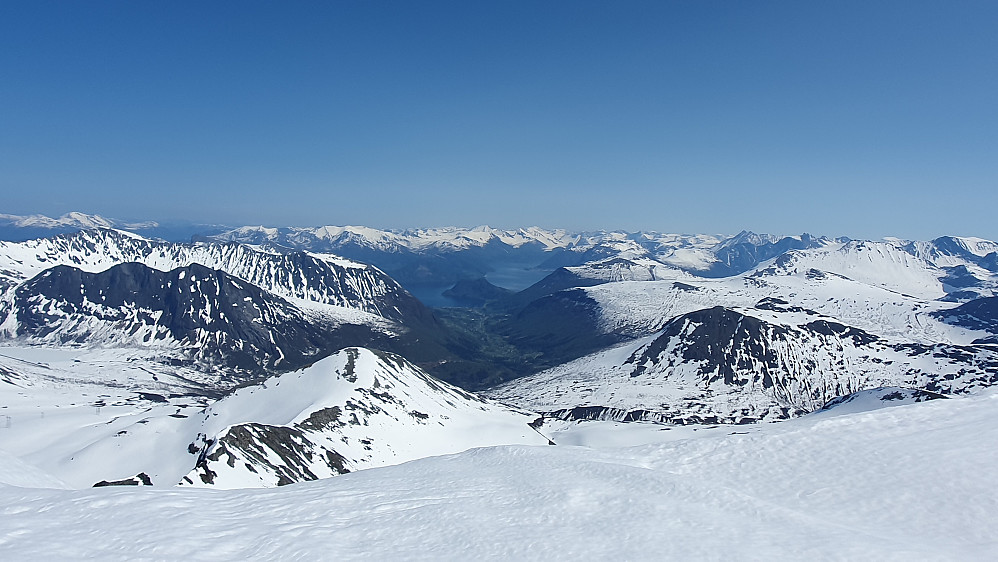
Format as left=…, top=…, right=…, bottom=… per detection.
left=181, top=347, right=548, bottom=488
left=488, top=242, right=998, bottom=423
left=5, top=262, right=395, bottom=377
left=0, top=347, right=548, bottom=489
left=487, top=302, right=998, bottom=424
left=0, top=228, right=422, bottom=322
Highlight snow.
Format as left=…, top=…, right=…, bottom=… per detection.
left=1, top=390, right=996, bottom=559
left=0, top=346, right=547, bottom=489
left=658, top=246, right=717, bottom=270
left=182, top=348, right=549, bottom=488
left=578, top=258, right=983, bottom=344
left=565, top=256, right=694, bottom=284
left=0, top=449, right=70, bottom=489
left=756, top=240, right=948, bottom=299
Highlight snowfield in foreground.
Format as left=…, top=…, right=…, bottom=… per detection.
left=2, top=390, right=997, bottom=560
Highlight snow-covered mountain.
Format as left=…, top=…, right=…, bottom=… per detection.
left=0, top=228, right=474, bottom=393
left=182, top=348, right=548, bottom=488
left=0, top=346, right=548, bottom=489
left=0, top=212, right=160, bottom=243
left=0, top=212, right=229, bottom=242
left=514, top=235, right=998, bottom=309
left=0, top=211, right=123, bottom=230
left=490, top=303, right=998, bottom=424
left=208, top=224, right=812, bottom=288
left=212, top=224, right=583, bottom=253
left=488, top=239, right=998, bottom=423
left=0, top=229, right=424, bottom=321
left=6, top=262, right=397, bottom=378
left=510, top=235, right=998, bottom=342
left=7, top=215, right=997, bottom=295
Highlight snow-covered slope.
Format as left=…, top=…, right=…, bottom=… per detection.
left=0, top=347, right=548, bottom=489
left=563, top=256, right=693, bottom=283
left=906, top=235, right=998, bottom=267
left=2, top=390, right=996, bottom=559
left=578, top=269, right=981, bottom=344
left=182, top=348, right=548, bottom=488
left=817, top=386, right=947, bottom=416
left=754, top=240, right=949, bottom=299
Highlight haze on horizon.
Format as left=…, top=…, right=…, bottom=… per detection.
left=1, top=1, right=996, bottom=241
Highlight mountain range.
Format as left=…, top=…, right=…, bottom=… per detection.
left=2, top=213, right=998, bottom=492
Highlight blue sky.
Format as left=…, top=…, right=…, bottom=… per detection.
left=1, top=1, right=996, bottom=240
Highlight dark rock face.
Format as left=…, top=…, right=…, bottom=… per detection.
left=188, top=423, right=350, bottom=487
left=543, top=405, right=755, bottom=426
left=502, top=268, right=607, bottom=311
left=941, top=265, right=985, bottom=290
left=616, top=306, right=998, bottom=419
left=625, top=307, right=791, bottom=388
left=93, top=472, right=153, bottom=487
left=803, top=320, right=878, bottom=346
left=442, top=278, right=513, bottom=306
left=706, top=232, right=824, bottom=277
left=12, top=262, right=388, bottom=375
left=932, top=297, right=998, bottom=333
left=503, top=288, right=622, bottom=367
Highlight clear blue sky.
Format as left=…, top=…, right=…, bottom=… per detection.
left=1, top=1, right=996, bottom=240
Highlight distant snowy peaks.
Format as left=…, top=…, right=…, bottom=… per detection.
left=717, top=230, right=792, bottom=250
left=1, top=211, right=112, bottom=229
left=213, top=224, right=579, bottom=252
left=0, top=212, right=157, bottom=230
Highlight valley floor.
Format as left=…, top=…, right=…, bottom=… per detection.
left=2, top=389, right=997, bottom=560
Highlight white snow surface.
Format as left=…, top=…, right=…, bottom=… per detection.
left=755, top=240, right=949, bottom=299
left=581, top=269, right=979, bottom=344
left=1, top=390, right=996, bottom=559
